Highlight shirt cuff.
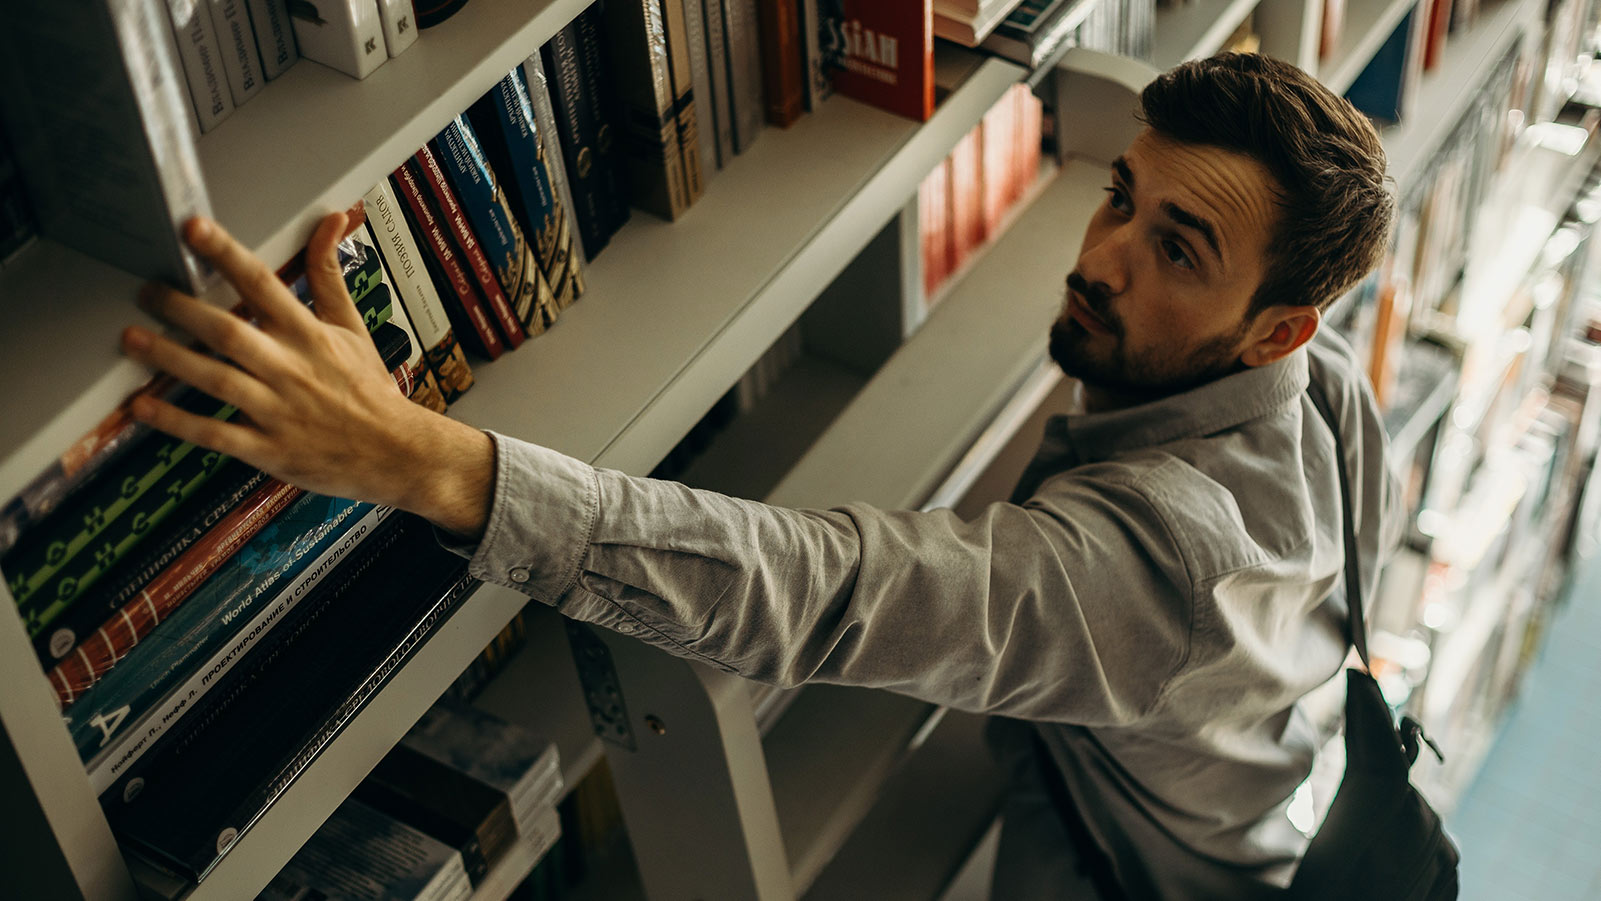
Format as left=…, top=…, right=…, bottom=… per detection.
left=438, top=430, right=599, bottom=606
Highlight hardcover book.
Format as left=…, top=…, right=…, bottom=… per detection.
left=258, top=797, right=473, bottom=901
left=289, top=0, right=388, bottom=79
left=661, top=0, right=708, bottom=199
left=356, top=221, right=448, bottom=411
left=698, top=0, right=736, bottom=166
left=821, top=0, right=934, bottom=122
left=574, top=5, right=633, bottom=237
left=363, top=179, right=475, bottom=400
left=980, top=0, right=1097, bottom=69
left=355, top=745, right=517, bottom=886
left=679, top=0, right=721, bottom=174
left=167, top=0, right=235, bottom=134
left=521, top=54, right=591, bottom=281
left=603, top=0, right=695, bottom=220
left=401, top=702, right=564, bottom=838
left=722, top=0, right=766, bottom=153
left=106, top=514, right=475, bottom=882
left=208, top=0, right=264, bottom=106
left=414, top=144, right=528, bottom=350
left=391, top=164, right=505, bottom=360
left=539, top=24, right=617, bottom=261
left=754, top=0, right=805, bottom=127
left=245, top=0, right=298, bottom=79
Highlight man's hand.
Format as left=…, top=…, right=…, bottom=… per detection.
left=121, top=214, right=495, bottom=539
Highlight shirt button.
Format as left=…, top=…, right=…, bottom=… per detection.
left=616, top=622, right=635, bottom=634
left=508, top=567, right=530, bottom=583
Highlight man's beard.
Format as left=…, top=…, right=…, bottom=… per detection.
left=1048, top=273, right=1249, bottom=404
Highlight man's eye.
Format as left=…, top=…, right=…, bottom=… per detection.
left=1103, top=186, right=1131, bottom=213
left=1162, top=239, right=1194, bottom=270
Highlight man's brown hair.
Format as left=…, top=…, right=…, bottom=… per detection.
left=1139, top=52, right=1394, bottom=313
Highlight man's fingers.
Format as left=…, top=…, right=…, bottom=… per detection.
left=303, top=212, right=368, bottom=334
left=137, top=282, right=290, bottom=381
left=122, top=325, right=279, bottom=416
left=181, top=216, right=315, bottom=333
left=127, top=393, right=268, bottom=465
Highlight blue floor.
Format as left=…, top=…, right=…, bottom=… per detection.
left=1448, top=548, right=1601, bottom=900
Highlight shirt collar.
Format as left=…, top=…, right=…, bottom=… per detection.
left=1048, top=348, right=1309, bottom=463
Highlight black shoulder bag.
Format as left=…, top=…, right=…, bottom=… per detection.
left=1286, top=380, right=1460, bottom=900
left=1033, top=382, right=1461, bottom=900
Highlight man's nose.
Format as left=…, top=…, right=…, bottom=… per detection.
left=1075, top=227, right=1130, bottom=297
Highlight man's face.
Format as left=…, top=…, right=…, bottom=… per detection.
left=1050, top=129, right=1282, bottom=404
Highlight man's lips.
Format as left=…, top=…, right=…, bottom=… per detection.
left=1067, top=290, right=1113, bottom=336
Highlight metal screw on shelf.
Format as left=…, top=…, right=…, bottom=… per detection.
left=645, top=715, right=667, bottom=736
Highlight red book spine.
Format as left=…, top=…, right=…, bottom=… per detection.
left=756, top=0, right=806, bottom=126
left=414, top=145, right=527, bottom=350
left=918, top=159, right=949, bottom=299
left=830, top=0, right=933, bottom=122
left=47, top=480, right=303, bottom=710
left=392, top=163, right=506, bottom=361
left=979, top=95, right=1014, bottom=238
left=948, top=127, right=983, bottom=269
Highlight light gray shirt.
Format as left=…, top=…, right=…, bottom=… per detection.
left=453, top=327, right=1403, bottom=898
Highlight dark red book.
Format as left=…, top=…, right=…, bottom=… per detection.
left=948, top=127, right=983, bottom=269
left=756, top=0, right=806, bottom=127
left=414, top=145, right=527, bottom=351
left=825, top=0, right=933, bottom=122
left=392, top=163, right=506, bottom=360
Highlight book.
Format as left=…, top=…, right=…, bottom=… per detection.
left=661, top=0, right=707, bottom=200
left=75, top=499, right=390, bottom=793
left=679, top=0, right=721, bottom=174
left=521, top=53, right=591, bottom=284
left=433, top=117, right=555, bottom=336
left=258, top=797, right=473, bottom=901
left=355, top=744, right=518, bottom=886
left=698, top=0, right=736, bottom=166
left=167, top=0, right=235, bottom=134
left=106, top=514, right=475, bottom=882
left=413, top=145, right=527, bottom=350
left=918, top=158, right=951, bottom=300
left=391, top=162, right=505, bottom=360
left=722, top=0, right=765, bottom=153
left=289, top=0, right=387, bottom=79
left=46, top=478, right=304, bottom=710
left=932, top=0, right=1023, bottom=46
left=604, top=0, right=694, bottom=220
left=400, top=702, right=564, bottom=839
left=245, top=0, right=298, bottom=80
left=413, top=0, right=470, bottom=28
left=32, top=460, right=267, bottom=666
left=538, top=26, right=611, bottom=262
left=375, top=0, right=419, bottom=57
left=820, top=0, right=932, bottom=122
left=363, top=179, right=476, bottom=401
left=208, top=0, right=264, bottom=106
left=0, top=0, right=212, bottom=291
left=980, top=0, right=1096, bottom=69
left=573, top=5, right=633, bottom=238
left=798, top=0, right=830, bottom=111
left=358, top=221, right=449, bottom=412
left=979, top=91, right=1015, bottom=238
left=467, top=70, right=587, bottom=316
left=948, top=125, right=983, bottom=269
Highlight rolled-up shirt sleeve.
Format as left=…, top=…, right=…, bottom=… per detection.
left=453, top=431, right=1194, bottom=727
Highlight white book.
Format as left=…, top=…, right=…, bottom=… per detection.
left=166, top=0, right=234, bottom=134
left=290, top=0, right=387, bottom=79
left=356, top=222, right=425, bottom=382
left=208, top=0, right=264, bottom=105
left=374, top=0, right=418, bottom=57
left=362, top=181, right=452, bottom=356
left=679, top=0, right=718, bottom=175
left=245, top=0, right=299, bottom=80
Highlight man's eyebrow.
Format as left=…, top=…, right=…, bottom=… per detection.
left=1161, top=201, right=1223, bottom=264
left=1112, top=157, right=1133, bottom=186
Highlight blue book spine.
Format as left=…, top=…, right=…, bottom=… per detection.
left=432, top=118, right=554, bottom=335
left=75, top=495, right=391, bottom=794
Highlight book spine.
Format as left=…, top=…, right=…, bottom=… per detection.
left=391, top=163, right=505, bottom=360
left=979, top=93, right=1013, bottom=237
left=723, top=0, right=765, bottom=153
left=167, top=0, right=235, bottom=134
left=698, top=0, right=735, bottom=166
left=81, top=500, right=390, bottom=792
left=34, top=462, right=267, bottom=666
left=799, top=0, right=829, bottom=110
left=678, top=0, right=719, bottom=176
left=288, top=0, right=387, bottom=79
left=363, top=179, right=475, bottom=400
left=355, top=222, right=441, bottom=411
left=374, top=0, right=418, bottom=56
left=351, top=776, right=494, bottom=886
left=919, top=158, right=949, bottom=300
left=268, top=798, right=474, bottom=901
left=604, top=0, right=692, bottom=220
left=574, top=5, right=633, bottom=234
left=244, top=0, right=298, bottom=80
left=535, top=35, right=612, bottom=262
left=948, top=127, right=983, bottom=268
left=206, top=0, right=264, bottom=105
left=661, top=0, right=706, bottom=202
left=414, top=144, right=528, bottom=349
left=827, top=0, right=934, bottom=122
left=434, top=119, right=555, bottom=336
left=754, top=0, right=804, bottom=127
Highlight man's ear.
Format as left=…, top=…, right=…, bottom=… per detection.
left=1240, top=305, right=1320, bottom=368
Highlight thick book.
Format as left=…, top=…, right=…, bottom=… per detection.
left=948, top=125, right=983, bottom=270
left=573, top=5, right=633, bottom=237
left=355, top=745, right=517, bottom=886
left=245, top=0, right=298, bottom=79
left=467, top=70, right=587, bottom=317
left=414, top=144, right=528, bottom=350
left=363, top=179, right=475, bottom=401
left=603, top=0, right=694, bottom=220
left=0, top=0, right=212, bottom=291
left=980, top=0, right=1096, bottom=69
left=289, top=0, right=387, bottom=79
left=76, top=499, right=389, bottom=793
left=433, top=117, right=555, bottom=336
left=520, top=54, right=589, bottom=286
left=401, top=702, right=564, bottom=838
left=660, top=0, right=707, bottom=201
left=208, top=0, right=264, bottom=106
left=32, top=460, right=267, bottom=666
left=375, top=0, right=419, bottom=57
left=391, top=163, right=505, bottom=360
left=979, top=90, right=1015, bottom=238
left=822, top=0, right=934, bottom=122
left=722, top=0, right=766, bottom=153
left=356, top=221, right=448, bottom=411
left=754, top=0, right=805, bottom=127
left=539, top=24, right=614, bottom=261
left=919, top=158, right=951, bottom=300
left=46, top=479, right=303, bottom=710
left=698, top=0, right=736, bottom=166
left=258, top=797, right=473, bottom=901
left=105, top=514, right=476, bottom=882
left=167, top=0, right=235, bottom=134
left=680, top=0, right=721, bottom=174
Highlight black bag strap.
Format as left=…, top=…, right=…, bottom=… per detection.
left=1305, top=378, right=1371, bottom=670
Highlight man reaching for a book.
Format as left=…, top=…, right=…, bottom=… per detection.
left=123, top=53, right=1403, bottom=899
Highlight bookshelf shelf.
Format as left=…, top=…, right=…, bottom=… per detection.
left=1319, top=0, right=1421, bottom=95
left=1152, top=0, right=1264, bottom=70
